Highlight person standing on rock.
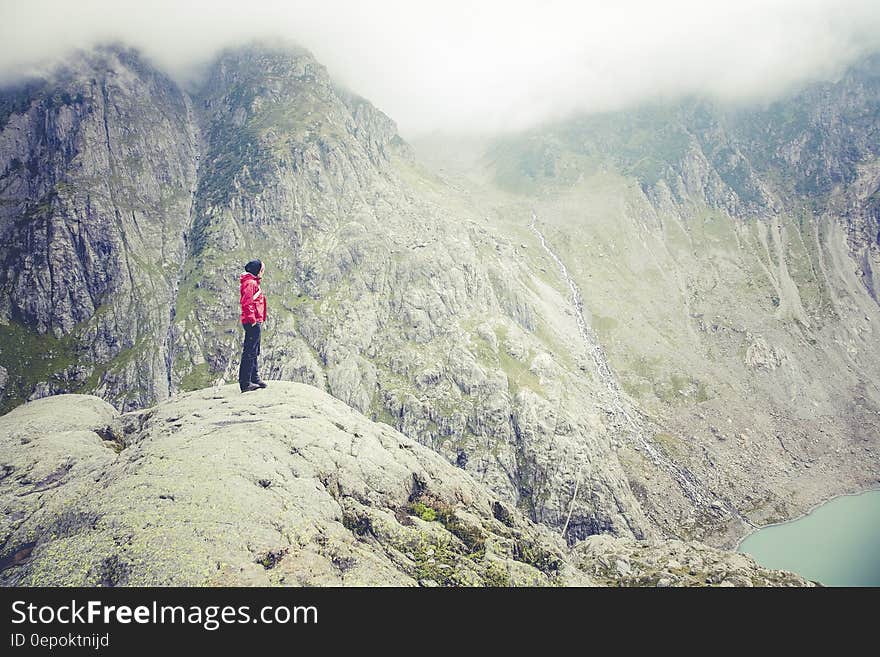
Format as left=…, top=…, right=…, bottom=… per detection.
left=239, top=259, right=269, bottom=393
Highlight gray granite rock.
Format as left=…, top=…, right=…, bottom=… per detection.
left=0, top=385, right=812, bottom=586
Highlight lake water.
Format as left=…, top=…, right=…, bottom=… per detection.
left=737, top=489, right=880, bottom=586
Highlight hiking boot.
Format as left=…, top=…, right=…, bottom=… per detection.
left=240, top=383, right=260, bottom=393
left=252, top=379, right=268, bottom=388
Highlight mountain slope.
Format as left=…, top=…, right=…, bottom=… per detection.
left=1, top=43, right=879, bottom=553
left=443, top=55, right=880, bottom=541
left=486, top=54, right=880, bottom=298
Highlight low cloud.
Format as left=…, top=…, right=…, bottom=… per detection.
left=2, top=0, right=879, bottom=136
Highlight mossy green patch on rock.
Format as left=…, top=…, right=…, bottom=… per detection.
left=0, top=321, right=80, bottom=414
left=180, top=363, right=214, bottom=392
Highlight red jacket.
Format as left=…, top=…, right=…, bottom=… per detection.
left=240, top=273, right=267, bottom=324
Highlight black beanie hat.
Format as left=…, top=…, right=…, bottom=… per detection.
left=244, top=259, right=262, bottom=276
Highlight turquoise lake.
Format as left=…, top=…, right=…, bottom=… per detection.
left=737, top=489, right=880, bottom=586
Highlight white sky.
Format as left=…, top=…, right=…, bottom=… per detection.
left=1, top=0, right=879, bottom=137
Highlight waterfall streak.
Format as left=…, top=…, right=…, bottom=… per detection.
left=529, top=213, right=709, bottom=506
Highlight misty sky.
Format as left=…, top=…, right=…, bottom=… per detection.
left=2, top=0, right=880, bottom=136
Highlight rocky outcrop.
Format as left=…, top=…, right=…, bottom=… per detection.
left=0, top=384, right=811, bottom=586
left=572, top=534, right=812, bottom=587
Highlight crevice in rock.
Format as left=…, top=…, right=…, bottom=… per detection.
left=0, top=541, right=37, bottom=574
left=17, top=461, right=72, bottom=496
left=255, top=547, right=288, bottom=570
left=94, top=425, right=126, bottom=453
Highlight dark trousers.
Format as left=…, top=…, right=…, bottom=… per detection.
left=238, top=322, right=261, bottom=389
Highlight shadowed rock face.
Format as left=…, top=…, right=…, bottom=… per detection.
left=0, top=47, right=198, bottom=409
left=0, top=384, right=811, bottom=587
left=0, top=42, right=879, bottom=553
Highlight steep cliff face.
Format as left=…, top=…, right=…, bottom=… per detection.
left=0, top=46, right=198, bottom=411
